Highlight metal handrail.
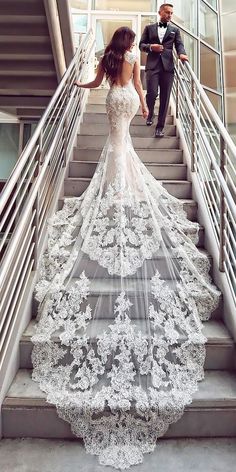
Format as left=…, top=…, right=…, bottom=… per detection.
left=185, top=61, right=236, bottom=158
left=0, top=29, right=95, bottom=371
left=0, top=35, right=93, bottom=214
left=173, top=59, right=236, bottom=302
left=176, top=79, right=236, bottom=218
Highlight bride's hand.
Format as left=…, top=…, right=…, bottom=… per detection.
left=74, top=81, right=82, bottom=87
left=142, top=107, right=148, bottom=119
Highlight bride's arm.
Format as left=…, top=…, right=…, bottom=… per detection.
left=133, top=61, right=148, bottom=118
left=74, top=62, right=105, bottom=88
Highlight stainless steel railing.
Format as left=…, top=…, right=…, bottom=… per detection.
left=0, top=29, right=95, bottom=371
left=173, top=59, right=236, bottom=303
left=1, top=32, right=235, bottom=376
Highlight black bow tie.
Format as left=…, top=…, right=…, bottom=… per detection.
left=159, top=22, right=167, bottom=28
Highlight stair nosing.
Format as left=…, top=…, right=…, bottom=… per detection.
left=71, top=161, right=186, bottom=167
left=21, top=319, right=233, bottom=346
left=4, top=370, right=236, bottom=409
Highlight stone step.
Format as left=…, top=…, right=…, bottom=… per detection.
left=0, top=39, right=52, bottom=57
left=19, top=319, right=235, bottom=371
left=0, top=1, right=45, bottom=16
left=73, top=147, right=183, bottom=164
left=46, top=207, right=205, bottom=245
left=58, top=197, right=198, bottom=221
left=83, top=112, right=174, bottom=125
left=90, top=88, right=111, bottom=96
left=0, top=75, right=57, bottom=93
left=89, top=88, right=148, bottom=98
left=87, top=89, right=170, bottom=104
left=85, top=103, right=172, bottom=115
left=31, top=278, right=222, bottom=321
left=88, top=95, right=137, bottom=105
left=77, top=135, right=179, bottom=149
left=1, top=438, right=236, bottom=472
left=87, top=95, right=172, bottom=109
left=0, top=21, right=48, bottom=38
left=64, top=178, right=192, bottom=199
left=3, top=369, right=236, bottom=438
left=80, top=122, right=177, bottom=137
left=69, top=161, right=187, bottom=180
left=64, top=246, right=212, bottom=280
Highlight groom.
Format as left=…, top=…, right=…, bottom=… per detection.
left=139, top=3, right=188, bottom=137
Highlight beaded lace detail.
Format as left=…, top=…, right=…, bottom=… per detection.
left=32, top=68, right=220, bottom=468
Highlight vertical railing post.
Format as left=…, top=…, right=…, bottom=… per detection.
left=191, top=77, right=196, bottom=172
left=32, top=131, right=42, bottom=271
left=175, top=59, right=179, bottom=119
left=219, top=135, right=226, bottom=272
left=63, top=79, right=70, bottom=167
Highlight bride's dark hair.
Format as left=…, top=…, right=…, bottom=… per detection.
left=101, top=27, right=135, bottom=82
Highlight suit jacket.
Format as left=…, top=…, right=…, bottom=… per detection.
left=139, top=23, right=186, bottom=72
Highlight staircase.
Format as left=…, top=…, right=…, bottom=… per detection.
left=2, top=89, right=236, bottom=440
left=0, top=0, right=73, bottom=121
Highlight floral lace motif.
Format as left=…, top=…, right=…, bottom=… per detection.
left=33, top=273, right=207, bottom=469
left=32, top=77, right=221, bottom=468
left=124, top=50, right=137, bottom=65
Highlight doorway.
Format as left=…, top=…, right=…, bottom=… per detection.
left=91, top=15, right=138, bottom=63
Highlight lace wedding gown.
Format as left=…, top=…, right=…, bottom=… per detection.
left=32, top=51, right=220, bottom=469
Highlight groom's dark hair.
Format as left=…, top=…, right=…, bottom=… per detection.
left=160, top=3, right=173, bottom=9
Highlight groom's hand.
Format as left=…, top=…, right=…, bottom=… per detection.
left=150, top=44, right=164, bottom=53
left=179, top=54, right=188, bottom=62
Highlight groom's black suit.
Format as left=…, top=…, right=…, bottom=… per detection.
left=139, top=23, right=186, bottom=129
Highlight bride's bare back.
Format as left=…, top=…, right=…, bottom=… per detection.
left=114, top=51, right=136, bottom=86
left=75, top=49, right=148, bottom=118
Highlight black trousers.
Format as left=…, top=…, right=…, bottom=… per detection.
left=145, top=65, right=174, bottom=129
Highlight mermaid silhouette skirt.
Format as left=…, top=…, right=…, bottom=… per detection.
left=32, top=81, right=220, bottom=469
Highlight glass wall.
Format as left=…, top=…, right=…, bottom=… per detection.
left=200, top=0, right=219, bottom=49
left=172, top=0, right=197, bottom=34
left=69, top=0, right=224, bottom=120
left=220, top=0, right=236, bottom=142
left=0, top=116, right=37, bottom=186
left=0, top=123, right=19, bottom=180
left=95, top=18, right=134, bottom=61
left=172, top=0, right=223, bottom=117
left=140, top=15, right=157, bottom=69
left=93, top=0, right=157, bottom=11
left=200, top=43, right=221, bottom=91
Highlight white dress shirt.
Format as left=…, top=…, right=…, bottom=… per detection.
left=149, top=22, right=168, bottom=51
left=157, top=23, right=168, bottom=43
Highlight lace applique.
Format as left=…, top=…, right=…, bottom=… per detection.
left=32, top=273, right=208, bottom=469
left=124, top=50, right=137, bottom=65
left=32, top=78, right=220, bottom=468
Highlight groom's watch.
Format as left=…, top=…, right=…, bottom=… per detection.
left=149, top=45, right=153, bottom=52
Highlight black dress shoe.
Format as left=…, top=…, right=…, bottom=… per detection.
left=155, top=127, right=164, bottom=137
left=146, top=114, right=154, bottom=126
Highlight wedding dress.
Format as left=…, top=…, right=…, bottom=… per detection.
left=32, top=51, right=220, bottom=469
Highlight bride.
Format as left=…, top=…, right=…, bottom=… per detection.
left=32, top=27, right=220, bottom=469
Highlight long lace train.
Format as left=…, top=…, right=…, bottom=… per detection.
left=32, top=64, right=220, bottom=468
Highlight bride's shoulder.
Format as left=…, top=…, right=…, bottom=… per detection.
left=124, top=50, right=137, bottom=65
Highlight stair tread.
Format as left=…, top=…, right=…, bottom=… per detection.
left=3, top=369, right=236, bottom=408
left=85, top=106, right=173, bottom=116
left=21, top=319, right=233, bottom=345
left=79, top=125, right=176, bottom=135
left=59, top=196, right=198, bottom=207
left=76, top=147, right=182, bottom=152
left=60, top=196, right=196, bottom=204
left=65, top=177, right=190, bottom=183
left=83, top=113, right=174, bottom=125
left=78, top=135, right=176, bottom=138
left=73, top=161, right=186, bottom=167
